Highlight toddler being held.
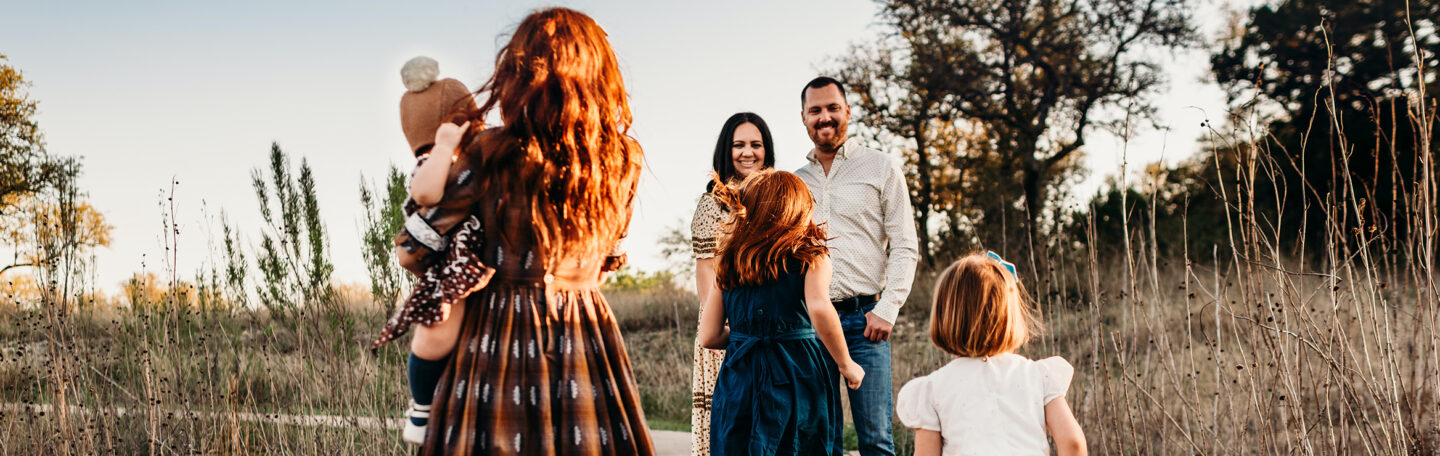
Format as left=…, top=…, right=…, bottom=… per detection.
left=370, top=56, right=492, bottom=446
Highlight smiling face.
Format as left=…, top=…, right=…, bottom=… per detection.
left=731, top=122, right=766, bottom=178
left=801, top=83, right=850, bottom=153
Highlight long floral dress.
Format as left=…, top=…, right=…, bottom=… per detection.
left=689, top=192, right=726, bottom=455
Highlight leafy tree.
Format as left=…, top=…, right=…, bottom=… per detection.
left=0, top=270, right=39, bottom=307
left=359, top=165, right=412, bottom=307
left=0, top=56, right=107, bottom=313
left=1072, top=153, right=1236, bottom=263
left=656, top=219, right=695, bottom=280
left=0, top=54, right=66, bottom=214
left=122, top=271, right=167, bottom=308
left=297, top=158, right=333, bottom=303
left=1212, top=0, right=1438, bottom=116
left=0, top=154, right=109, bottom=291
left=602, top=266, right=677, bottom=292
left=121, top=271, right=197, bottom=310
left=1210, top=0, right=1439, bottom=256
left=220, top=211, right=249, bottom=308
left=931, top=123, right=1066, bottom=258
left=250, top=143, right=334, bottom=308
left=875, top=0, right=1197, bottom=262
left=832, top=33, right=967, bottom=266
left=1, top=192, right=113, bottom=276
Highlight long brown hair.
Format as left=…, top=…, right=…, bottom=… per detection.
left=929, top=254, right=1039, bottom=357
left=711, top=170, right=828, bottom=289
left=465, top=7, right=642, bottom=262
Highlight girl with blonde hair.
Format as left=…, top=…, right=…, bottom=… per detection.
left=896, top=253, right=1086, bottom=455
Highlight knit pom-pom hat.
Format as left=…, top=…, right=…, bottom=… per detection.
left=399, top=57, right=477, bottom=156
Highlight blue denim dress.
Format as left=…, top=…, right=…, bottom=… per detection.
left=710, top=260, right=843, bottom=456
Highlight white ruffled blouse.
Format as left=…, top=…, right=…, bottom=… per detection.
left=896, top=354, right=1074, bottom=455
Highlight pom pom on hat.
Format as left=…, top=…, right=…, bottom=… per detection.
left=401, top=56, right=440, bottom=92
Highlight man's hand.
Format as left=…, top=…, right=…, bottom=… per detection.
left=863, top=311, right=893, bottom=342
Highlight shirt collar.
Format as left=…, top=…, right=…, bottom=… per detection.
left=805, top=139, right=851, bottom=164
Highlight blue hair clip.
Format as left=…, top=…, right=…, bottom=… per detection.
left=986, top=251, right=1017, bottom=278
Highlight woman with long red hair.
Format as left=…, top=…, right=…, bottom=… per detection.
left=697, top=170, right=864, bottom=455
left=373, top=7, right=653, bottom=455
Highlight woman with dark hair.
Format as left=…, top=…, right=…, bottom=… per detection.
left=373, top=7, right=653, bottom=455
left=688, top=112, right=775, bottom=454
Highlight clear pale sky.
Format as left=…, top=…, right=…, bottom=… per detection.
left=1, top=0, right=1245, bottom=295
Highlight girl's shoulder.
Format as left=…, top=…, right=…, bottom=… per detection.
left=1033, top=356, right=1073, bottom=376
left=895, top=365, right=949, bottom=431
left=898, top=367, right=938, bottom=391
left=897, top=357, right=972, bottom=398
left=1033, top=356, right=1074, bottom=404
left=987, top=354, right=1075, bottom=403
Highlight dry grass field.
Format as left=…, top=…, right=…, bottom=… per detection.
left=4, top=240, right=1436, bottom=455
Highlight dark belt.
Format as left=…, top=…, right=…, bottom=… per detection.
left=832, top=294, right=876, bottom=313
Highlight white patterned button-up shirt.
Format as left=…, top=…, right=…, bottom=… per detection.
left=796, top=140, right=919, bottom=324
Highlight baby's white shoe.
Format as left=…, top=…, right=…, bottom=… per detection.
left=402, top=401, right=431, bottom=445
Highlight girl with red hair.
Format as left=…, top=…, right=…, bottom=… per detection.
left=697, top=170, right=864, bottom=455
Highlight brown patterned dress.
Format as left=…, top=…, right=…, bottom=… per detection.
left=379, top=134, right=654, bottom=455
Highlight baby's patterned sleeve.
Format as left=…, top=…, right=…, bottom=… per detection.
left=895, top=377, right=941, bottom=431
left=1038, top=356, right=1075, bottom=405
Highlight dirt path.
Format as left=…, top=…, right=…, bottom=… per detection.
left=1, top=403, right=692, bottom=454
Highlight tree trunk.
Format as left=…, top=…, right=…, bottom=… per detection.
left=913, top=121, right=935, bottom=267
left=1021, top=164, right=1049, bottom=276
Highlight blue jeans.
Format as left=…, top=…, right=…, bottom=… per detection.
left=839, top=303, right=895, bottom=456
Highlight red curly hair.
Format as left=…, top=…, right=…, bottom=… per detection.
left=464, top=7, right=642, bottom=264
left=710, top=170, right=829, bottom=290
